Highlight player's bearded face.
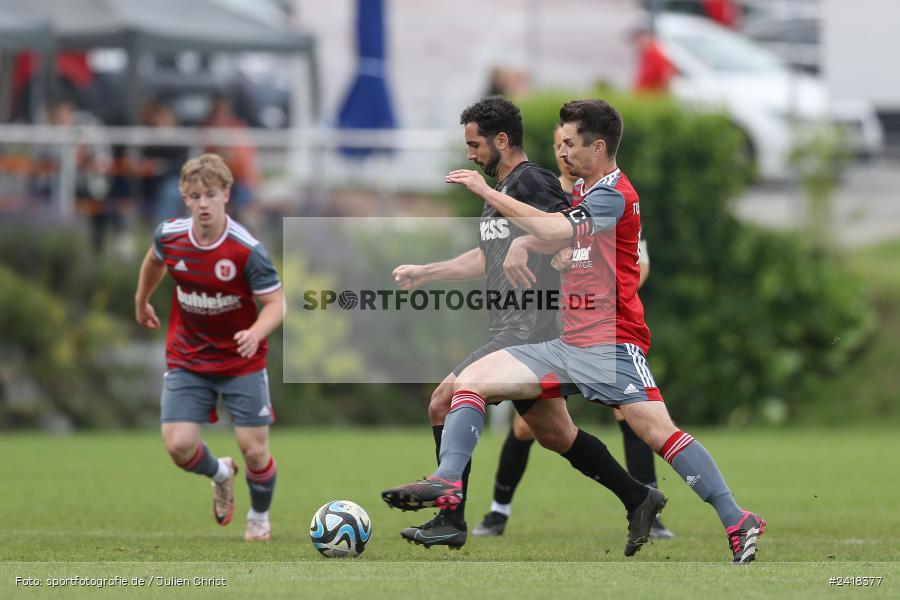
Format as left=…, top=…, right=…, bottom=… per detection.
left=464, top=123, right=501, bottom=178
left=478, top=143, right=502, bottom=178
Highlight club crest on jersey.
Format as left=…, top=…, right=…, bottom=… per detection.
left=214, top=259, right=237, bottom=282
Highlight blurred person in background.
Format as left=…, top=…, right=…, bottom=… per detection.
left=134, top=154, right=284, bottom=542
left=31, top=99, right=117, bottom=253
left=633, top=26, right=675, bottom=94
left=485, top=66, right=530, bottom=98
left=140, top=101, right=189, bottom=223
left=701, top=0, right=741, bottom=29
left=472, top=123, right=673, bottom=540
left=202, top=96, right=260, bottom=223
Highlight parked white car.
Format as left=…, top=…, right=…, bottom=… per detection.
left=655, top=13, right=883, bottom=179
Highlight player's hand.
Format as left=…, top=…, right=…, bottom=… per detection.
left=392, top=264, right=428, bottom=290
left=503, top=238, right=536, bottom=289
left=551, top=247, right=574, bottom=272
left=234, top=329, right=261, bottom=358
left=135, top=302, right=161, bottom=329
left=445, top=169, right=491, bottom=197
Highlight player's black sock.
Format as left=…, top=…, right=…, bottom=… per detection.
left=562, top=429, right=649, bottom=511
left=493, top=427, right=535, bottom=505
left=432, top=424, right=443, bottom=464
left=619, top=419, right=658, bottom=487
left=177, top=442, right=220, bottom=478
left=433, top=424, right=470, bottom=526
left=453, top=460, right=471, bottom=525
left=246, top=456, right=277, bottom=513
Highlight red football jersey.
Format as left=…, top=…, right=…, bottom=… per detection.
left=153, top=217, right=281, bottom=376
left=561, top=170, right=651, bottom=352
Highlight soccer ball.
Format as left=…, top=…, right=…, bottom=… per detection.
left=309, top=500, right=372, bottom=557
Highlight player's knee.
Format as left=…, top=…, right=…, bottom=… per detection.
left=452, top=372, right=487, bottom=397
left=532, top=428, right=566, bottom=453
left=427, top=393, right=449, bottom=424
left=239, top=443, right=269, bottom=468
left=531, top=422, right=575, bottom=454
left=537, top=435, right=564, bottom=453
left=164, top=438, right=196, bottom=463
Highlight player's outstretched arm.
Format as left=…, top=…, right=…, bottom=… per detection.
left=446, top=169, right=573, bottom=241
left=392, top=248, right=485, bottom=289
left=235, top=288, right=285, bottom=359
left=134, top=246, right=167, bottom=329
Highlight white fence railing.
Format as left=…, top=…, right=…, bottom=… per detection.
left=0, top=125, right=461, bottom=217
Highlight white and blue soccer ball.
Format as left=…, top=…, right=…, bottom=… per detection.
left=309, top=500, right=372, bottom=557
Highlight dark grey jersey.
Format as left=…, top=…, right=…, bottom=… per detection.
left=478, top=161, right=570, bottom=338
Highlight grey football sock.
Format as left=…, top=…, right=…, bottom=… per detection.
left=178, top=443, right=219, bottom=478
left=246, top=457, right=277, bottom=513
left=434, top=392, right=485, bottom=481
left=667, top=434, right=743, bottom=527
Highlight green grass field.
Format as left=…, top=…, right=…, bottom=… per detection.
left=3, top=427, right=899, bottom=598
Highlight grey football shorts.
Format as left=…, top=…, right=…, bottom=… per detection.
left=160, top=368, right=273, bottom=426
left=505, top=340, right=665, bottom=406
left=452, top=327, right=561, bottom=416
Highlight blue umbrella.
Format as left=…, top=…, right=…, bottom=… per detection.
left=337, top=0, right=396, bottom=157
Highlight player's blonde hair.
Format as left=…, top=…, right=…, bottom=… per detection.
left=179, top=153, right=234, bottom=194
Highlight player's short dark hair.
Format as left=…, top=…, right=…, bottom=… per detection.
left=459, top=96, right=524, bottom=148
left=559, top=99, right=623, bottom=158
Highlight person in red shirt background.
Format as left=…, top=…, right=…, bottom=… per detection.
left=632, top=26, right=676, bottom=94
left=702, top=0, right=742, bottom=29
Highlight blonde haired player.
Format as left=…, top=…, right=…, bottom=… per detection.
left=135, top=153, right=284, bottom=541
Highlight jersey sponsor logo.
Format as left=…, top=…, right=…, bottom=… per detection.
left=571, top=244, right=593, bottom=268
left=174, top=259, right=188, bottom=271
left=214, top=259, right=237, bottom=282
left=176, top=285, right=241, bottom=315
left=480, top=218, right=510, bottom=241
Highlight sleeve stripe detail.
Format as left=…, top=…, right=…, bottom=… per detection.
left=253, top=282, right=282, bottom=295
left=161, top=218, right=191, bottom=234
left=228, top=222, right=260, bottom=248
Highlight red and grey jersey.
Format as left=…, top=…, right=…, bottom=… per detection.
left=559, top=170, right=651, bottom=352
left=153, top=217, right=281, bottom=376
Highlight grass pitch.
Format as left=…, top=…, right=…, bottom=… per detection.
left=2, top=427, right=898, bottom=598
